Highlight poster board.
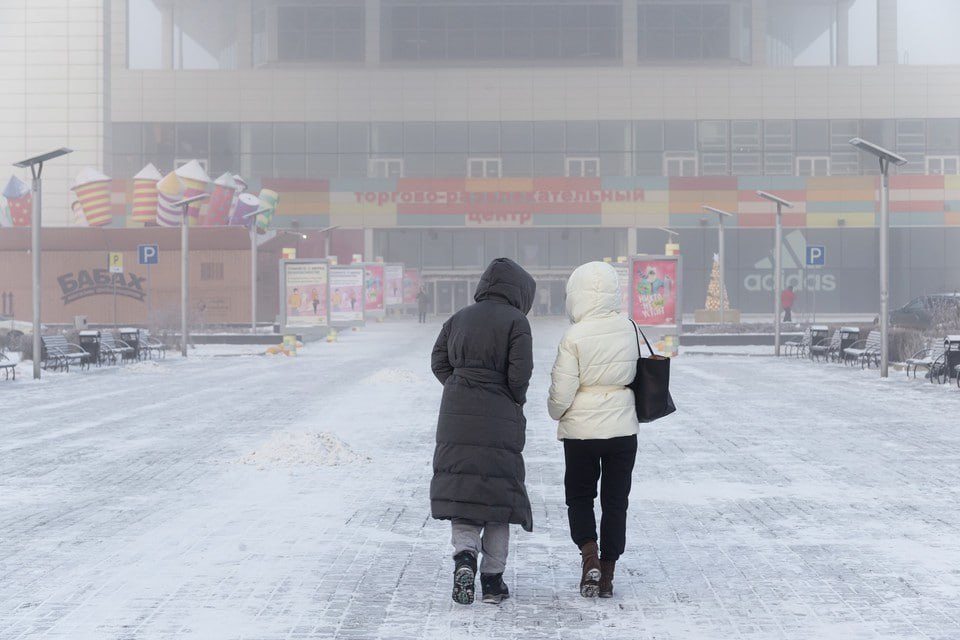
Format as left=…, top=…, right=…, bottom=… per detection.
left=402, top=268, right=420, bottom=308
left=362, top=263, right=385, bottom=319
left=279, top=260, right=329, bottom=333
left=384, top=263, right=404, bottom=307
left=328, top=265, right=365, bottom=328
left=629, top=255, right=682, bottom=355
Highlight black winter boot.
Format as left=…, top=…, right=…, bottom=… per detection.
left=452, top=551, right=477, bottom=605
left=480, top=573, right=510, bottom=604
left=599, top=560, right=616, bottom=598
left=579, top=540, right=601, bottom=597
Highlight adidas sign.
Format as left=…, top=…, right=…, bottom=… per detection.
left=744, top=230, right=837, bottom=293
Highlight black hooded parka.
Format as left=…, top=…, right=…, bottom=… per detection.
left=429, top=258, right=536, bottom=531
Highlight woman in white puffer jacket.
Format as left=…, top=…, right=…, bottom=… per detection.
left=548, top=261, right=639, bottom=599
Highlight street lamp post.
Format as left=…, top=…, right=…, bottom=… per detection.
left=12, top=148, right=73, bottom=380
left=703, top=206, right=734, bottom=326
left=243, top=208, right=272, bottom=332
left=849, top=137, right=907, bottom=378
left=171, top=193, right=209, bottom=357
left=757, top=191, right=794, bottom=356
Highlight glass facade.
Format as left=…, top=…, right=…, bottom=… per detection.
left=381, top=2, right=622, bottom=64
left=110, top=118, right=960, bottom=179
left=128, top=0, right=239, bottom=70
left=637, top=1, right=752, bottom=65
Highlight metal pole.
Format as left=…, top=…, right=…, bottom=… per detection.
left=774, top=203, right=783, bottom=356
left=718, top=217, right=726, bottom=325
left=880, top=164, right=890, bottom=377
left=31, top=172, right=41, bottom=380
left=181, top=206, right=188, bottom=357
left=251, top=225, right=257, bottom=332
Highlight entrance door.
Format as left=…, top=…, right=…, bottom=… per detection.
left=453, top=281, right=470, bottom=312
left=435, top=281, right=453, bottom=316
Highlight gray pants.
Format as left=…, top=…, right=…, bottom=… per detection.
left=451, top=519, right=510, bottom=575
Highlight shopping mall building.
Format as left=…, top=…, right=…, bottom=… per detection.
left=2, top=0, right=960, bottom=323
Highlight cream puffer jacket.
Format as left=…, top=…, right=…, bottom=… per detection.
left=548, top=261, right=640, bottom=440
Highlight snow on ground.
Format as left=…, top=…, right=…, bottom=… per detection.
left=3, top=316, right=960, bottom=639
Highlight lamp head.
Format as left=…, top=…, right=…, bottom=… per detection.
left=702, top=205, right=733, bottom=218
left=13, top=148, right=73, bottom=168
left=849, top=137, right=907, bottom=166
left=756, top=190, right=794, bottom=208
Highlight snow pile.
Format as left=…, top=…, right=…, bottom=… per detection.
left=360, top=368, right=424, bottom=385
left=122, top=360, right=164, bottom=374
left=237, top=432, right=370, bottom=467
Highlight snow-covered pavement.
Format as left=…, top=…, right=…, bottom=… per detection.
left=3, top=318, right=960, bottom=639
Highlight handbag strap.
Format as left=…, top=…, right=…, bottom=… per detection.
left=629, top=319, right=656, bottom=358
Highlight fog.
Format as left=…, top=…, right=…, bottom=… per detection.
left=2, top=0, right=959, bottom=332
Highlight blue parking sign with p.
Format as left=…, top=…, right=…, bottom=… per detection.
left=138, top=244, right=159, bottom=265
left=806, top=245, right=825, bottom=266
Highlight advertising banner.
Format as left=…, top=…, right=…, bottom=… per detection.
left=282, top=261, right=328, bottom=329
left=329, top=266, right=365, bottom=326
left=364, top=263, right=385, bottom=316
left=630, top=257, right=679, bottom=326
left=403, top=269, right=420, bottom=305
left=384, top=264, right=404, bottom=307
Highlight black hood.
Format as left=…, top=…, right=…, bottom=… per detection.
left=474, top=258, right=536, bottom=314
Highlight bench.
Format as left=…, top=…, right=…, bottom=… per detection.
left=809, top=329, right=840, bottom=362
left=784, top=328, right=812, bottom=358
left=905, top=341, right=946, bottom=380
left=138, top=329, right=166, bottom=360
left=0, top=351, right=15, bottom=380
left=100, top=333, right=136, bottom=364
left=843, top=330, right=881, bottom=369
left=41, top=335, right=92, bottom=372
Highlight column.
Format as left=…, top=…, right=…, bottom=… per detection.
left=836, top=0, right=851, bottom=66
left=877, top=0, right=898, bottom=65
left=627, top=228, right=638, bottom=256
left=622, top=0, right=637, bottom=67
left=236, top=1, right=253, bottom=69
left=751, top=0, right=767, bottom=67
left=364, top=228, right=375, bottom=261
left=365, top=0, right=380, bottom=68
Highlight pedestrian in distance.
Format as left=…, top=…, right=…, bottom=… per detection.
left=430, top=257, right=536, bottom=606
left=548, top=261, right=641, bottom=599
left=782, top=284, right=795, bottom=322
left=416, top=285, right=430, bottom=324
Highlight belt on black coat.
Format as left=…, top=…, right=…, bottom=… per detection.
left=452, top=367, right=508, bottom=384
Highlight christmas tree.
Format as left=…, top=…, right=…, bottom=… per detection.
left=704, top=253, right=729, bottom=311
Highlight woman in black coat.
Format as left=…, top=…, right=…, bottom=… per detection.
left=430, top=257, right=535, bottom=606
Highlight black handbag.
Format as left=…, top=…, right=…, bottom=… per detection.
left=628, top=320, right=677, bottom=423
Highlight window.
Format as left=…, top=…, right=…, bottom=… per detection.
left=468, top=158, right=502, bottom=178
left=381, top=2, right=621, bottom=64
left=638, top=2, right=751, bottom=64
left=796, top=156, right=831, bottom=177
left=927, top=156, right=960, bottom=175
left=897, top=119, right=926, bottom=174
left=273, top=4, right=365, bottom=63
left=664, top=154, right=697, bottom=177
left=201, top=263, right=224, bottom=281
left=566, top=157, right=599, bottom=177
left=369, top=158, right=404, bottom=178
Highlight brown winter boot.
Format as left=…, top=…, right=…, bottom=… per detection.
left=599, top=560, right=616, bottom=598
left=579, top=541, right=601, bottom=597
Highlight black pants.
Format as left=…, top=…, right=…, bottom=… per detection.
left=563, top=435, right=638, bottom=562
left=418, top=310, right=427, bottom=323
left=783, top=308, right=792, bottom=322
